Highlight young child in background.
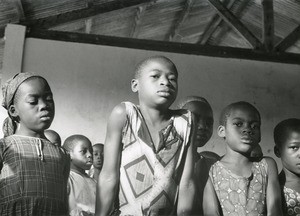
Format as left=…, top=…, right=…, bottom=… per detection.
left=274, top=118, right=300, bottom=216
left=89, top=143, right=104, bottom=181
left=0, top=72, right=70, bottom=215
left=63, top=134, right=96, bottom=216
left=179, top=96, right=220, bottom=215
left=45, top=129, right=62, bottom=146
left=96, top=56, right=197, bottom=216
left=205, top=101, right=283, bottom=216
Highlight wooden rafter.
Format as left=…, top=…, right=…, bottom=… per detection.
left=12, top=0, right=25, bottom=20
left=198, top=0, right=233, bottom=45
left=85, top=18, right=93, bottom=34
left=169, top=0, right=195, bottom=41
left=27, top=29, right=300, bottom=65
left=20, top=0, right=151, bottom=30
left=212, top=0, right=250, bottom=46
left=130, top=5, right=147, bottom=38
left=275, top=25, right=300, bottom=52
left=207, top=0, right=261, bottom=49
left=262, top=0, right=274, bottom=52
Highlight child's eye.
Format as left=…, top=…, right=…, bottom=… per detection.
left=234, top=122, right=242, bottom=127
left=28, top=100, right=38, bottom=105
left=151, top=75, right=159, bottom=79
left=290, top=146, right=299, bottom=151
left=46, top=95, right=53, bottom=101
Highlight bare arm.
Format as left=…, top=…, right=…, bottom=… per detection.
left=177, top=116, right=196, bottom=216
left=265, top=157, right=283, bottom=216
left=95, top=103, right=126, bottom=216
left=202, top=177, right=221, bottom=216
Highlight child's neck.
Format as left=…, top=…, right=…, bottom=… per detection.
left=281, top=167, right=300, bottom=192
left=221, top=147, right=253, bottom=177
left=93, top=168, right=101, bottom=180
left=139, top=103, right=171, bottom=126
left=15, top=126, right=45, bottom=139
left=71, top=163, right=86, bottom=175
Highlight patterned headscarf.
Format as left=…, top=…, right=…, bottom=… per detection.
left=1, top=72, right=40, bottom=137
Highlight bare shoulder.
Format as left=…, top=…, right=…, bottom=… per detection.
left=263, top=156, right=277, bottom=166
left=263, top=156, right=279, bottom=173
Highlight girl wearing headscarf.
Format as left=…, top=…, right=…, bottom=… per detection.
left=0, top=72, right=70, bottom=216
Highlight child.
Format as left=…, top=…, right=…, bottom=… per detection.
left=274, top=118, right=300, bottom=216
left=178, top=96, right=219, bottom=215
left=96, top=56, right=197, bottom=216
left=205, top=101, right=283, bottom=216
left=89, top=143, right=104, bottom=181
left=0, top=72, right=70, bottom=215
left=63, top=134, right=96, bottom=216
left=45, top=129, right=62, bottom=146
left=178, top=96, right=214, bottom=151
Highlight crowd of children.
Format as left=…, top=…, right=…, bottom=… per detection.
left=0, top=56, right=299, bottom=216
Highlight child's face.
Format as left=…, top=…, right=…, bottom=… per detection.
left=132, top=59, right=178, bottom=108
left=184, top=101, right=213, bottom=147
left=278, top=130, right=300, bottom=176
left=71, top=140, right=93, bottom=171
left=93, top=145, right=104, bottom=170
left=11, top=78, right=55, bottom=133
left=218, top=106, right=261, bottom=154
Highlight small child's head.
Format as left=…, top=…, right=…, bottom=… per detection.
left=218, top=101, right=261, bottom=154
left=45, top=129, right=61, bottom=146
left=63, top=134, right=93, bottom=172
left=1, top=72, right=54, bottom=137
left=92, top=143, right=104, bottom=171
left=179, top=96, right=213, bottom=147
left=131, top=56, right=178, bottom=109
left=274, top=118, right=300, bottom=176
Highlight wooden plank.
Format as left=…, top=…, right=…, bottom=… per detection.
left=130, top=5, right=147, bottom=38
left=262, top=0, right=274, bottom=52
left=169, top=0, right=195, bottom=41
left=2, top=24, right=26, bottom=80
left=26, top=28, right=300, bottom=65
left=275, top=25, right=300, bottom=52
left=198, top=0, right=233, bottom=45
left=20, top=0, right=151, bottom=30
left=13, top=0, right=25, bottom=20
left=212, top=0, right=250, bottom=45
left=207, top=0, right=262, bottom=49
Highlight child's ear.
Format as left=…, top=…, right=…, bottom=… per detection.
left=131, top=79, right=138, bottom=93
left=274, top=146, right=281, bottom=158
left=8, top=105, right=18, bottom=118
left=217, top=125, right=226, bottom=138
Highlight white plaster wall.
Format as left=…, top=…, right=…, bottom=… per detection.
left=1, top=37, right=300, bottom=169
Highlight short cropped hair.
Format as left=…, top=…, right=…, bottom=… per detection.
left=219, top=101, right=261, bottom=126
left=93, top=143, right=104, bottom=149
left=274, top=118, right=300, bottom=147
left=134, top=55, right=178, bottom=79
left=63, top=134, right=91, bottom=152
left=177, top=96, right=211, bottom=109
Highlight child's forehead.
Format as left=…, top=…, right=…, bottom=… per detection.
left=75, top=139, right=92, bottom=148
left=141, top=59, right=177, bottom=74
left=229, top=106, right=260, bottom=120
left=93, top=145, right=104, bottom=150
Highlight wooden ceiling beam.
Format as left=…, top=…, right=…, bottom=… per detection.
left=262, top=0, right=274, bottom=52
left=130, top=5, right=147, bottom=38
left=198, top=0, right=233, bottom=45
left=26, top=29, right=300, bottom=65
left=169, top=0, right=195, bottom=42
left=20, top=0, right=151, bottom=30
left=212, top=0, right=250, bottom=46
left=13, top=0, right=25, bottom=20
left=275, top=25, right=300, bottom=51
left=207, top=0, right=262, bottom=49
